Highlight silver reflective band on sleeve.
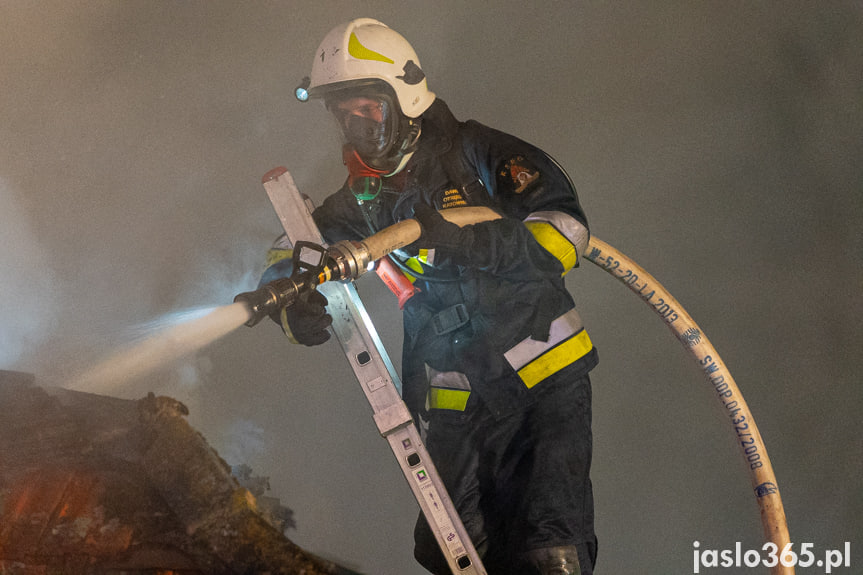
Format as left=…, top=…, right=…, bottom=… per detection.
left=504, top=307, right=588, bottom=372
left=523, top=210, right=589, bottom=265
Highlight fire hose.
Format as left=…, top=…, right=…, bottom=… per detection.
left=583, top=237, right=792, bottom=575
left=234, top=206, right=792, bottom=574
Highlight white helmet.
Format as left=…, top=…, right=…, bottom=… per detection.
left=307, top=18, right=435, bottom=118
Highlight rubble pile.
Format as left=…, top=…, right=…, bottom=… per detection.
left=0, top=370, right=358, bottom=575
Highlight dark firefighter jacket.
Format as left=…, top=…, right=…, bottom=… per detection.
left=265, top=99, right=598, bottom=419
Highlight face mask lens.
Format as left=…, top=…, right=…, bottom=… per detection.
left=344, top=114, right=386, bottom=157
left=330, top=96, right=393, bottom=160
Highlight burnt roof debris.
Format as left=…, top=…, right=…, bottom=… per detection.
left=0, top=371, right=361, bottom=575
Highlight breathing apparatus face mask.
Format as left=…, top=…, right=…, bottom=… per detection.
left=326, top=82, right=422, bottom=173
left=328, top=93, right=398, bottom=168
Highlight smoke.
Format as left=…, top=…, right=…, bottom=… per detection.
left=220, top=418, right=267, bottom=467
left=0, top=4, right=857, bottom=573
left=175, top=209, right=276, bottom=311
left=0, top=178, right=60, bottom=370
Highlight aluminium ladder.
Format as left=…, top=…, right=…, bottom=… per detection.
left=261, top=167, right=486, bottom=575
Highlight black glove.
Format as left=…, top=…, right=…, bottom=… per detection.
left=412, top=203, right=476, bottom=267
left=281, top=289, right=332, bottom=346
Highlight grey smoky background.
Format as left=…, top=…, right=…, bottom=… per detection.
left=1, top=2, right=860, bottom=573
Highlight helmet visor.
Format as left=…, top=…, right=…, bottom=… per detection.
left=327, top=94, right=397, bottom=165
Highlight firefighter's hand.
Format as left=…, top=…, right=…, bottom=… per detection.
left=412, top=203, right=474, bottom=266
left=280, top=289, right=332, bottom=346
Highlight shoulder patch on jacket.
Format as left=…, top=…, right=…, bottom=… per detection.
left=498, top=155, right=540, bottom=194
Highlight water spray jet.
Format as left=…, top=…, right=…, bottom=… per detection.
left=67, top=302, right=254, bottom=395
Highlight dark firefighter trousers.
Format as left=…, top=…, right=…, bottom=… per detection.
left=414, top=375, right=598, bottom=575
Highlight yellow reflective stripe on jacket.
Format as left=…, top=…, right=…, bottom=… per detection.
left=523, top=211, right=589, bottom=275
left=524, top=221, right=578, bottom=274
left=428, top=387, right=471, bottom=411
left=504, top=308, right=593, bottom=389
left=517, top=329, right=593, bottom=389
left=426, top=325, right=593, bottom=408
left=403, top=250, right=431, bottom=283
left=427, top=368, right=471, bottom=411
left=404, top=257, right=423, bottom=283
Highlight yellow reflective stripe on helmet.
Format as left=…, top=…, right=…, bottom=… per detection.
left=517, top=329, right=593, bottom=389
left=348, top=31, right=394, bottom=64
left=428, top=387, right=471, bottom=411
left=524, top=221, right=578, bottom=275
left=266, top=247, right=293, bottom=268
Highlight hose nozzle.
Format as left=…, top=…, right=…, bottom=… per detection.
left=233, top=276, right=304, bottom=327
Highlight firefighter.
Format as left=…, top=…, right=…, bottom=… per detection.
left=262, top=18, right=599, bottom=575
